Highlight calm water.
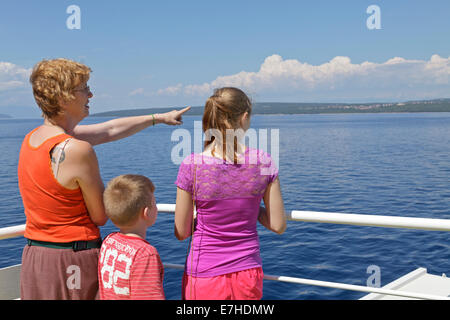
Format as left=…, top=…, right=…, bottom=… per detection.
left=1, top=113, right=449, bottom=300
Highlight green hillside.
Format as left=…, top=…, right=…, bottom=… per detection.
left=91, top=99, right=450, bottom=117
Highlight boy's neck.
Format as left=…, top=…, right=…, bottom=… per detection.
left=119, top=225, right=147, bottom=240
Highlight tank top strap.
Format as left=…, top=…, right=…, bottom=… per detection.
left=53, top=137, right=72, bottom=179
left=42, top=133, right=73, bottom=151
left=25, top=128, right=72, bottom=152
left=25, top=130, right=74, bottom=179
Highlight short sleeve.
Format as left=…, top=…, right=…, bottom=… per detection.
left=259, top=151, right=279, bottom=184
left=175, top=154, right=194, bottom=193
left=129, top=249, right=165, bottom=300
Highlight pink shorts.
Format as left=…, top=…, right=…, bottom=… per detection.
left=182, top=267, right=263, bottom=300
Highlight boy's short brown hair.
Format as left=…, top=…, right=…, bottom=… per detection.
left=103, top=174, right=155, bottom=227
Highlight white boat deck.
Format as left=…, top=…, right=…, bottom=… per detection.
left=361, top=267, right=450, bottom=300
left=0, top=264, right=20, bottom=300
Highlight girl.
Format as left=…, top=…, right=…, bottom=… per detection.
left=174, top=87, right=286, bottom=300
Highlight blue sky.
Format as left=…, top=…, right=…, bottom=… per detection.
left=1, top=0, right=449, bottom=117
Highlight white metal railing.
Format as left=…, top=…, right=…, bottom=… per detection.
left=1, top=203, right=450, bottom=300
left=288, top=210, right=450, bottom=232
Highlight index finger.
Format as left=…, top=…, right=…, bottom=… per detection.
left=177, top=106, right=191, bottom=115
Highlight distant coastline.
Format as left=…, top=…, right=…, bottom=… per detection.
left=2, top=99, right=450, bottom=119
left=91, top=98, right=450, bottom=117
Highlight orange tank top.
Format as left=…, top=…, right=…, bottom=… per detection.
left=18, top=127, right=100, bottom=242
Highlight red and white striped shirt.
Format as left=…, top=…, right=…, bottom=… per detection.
left=98, top=232, right=165, bottom=300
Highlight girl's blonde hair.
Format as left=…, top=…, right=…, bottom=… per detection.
left=29, top=58, right=91, bottom=119
left=202, top=87, right=252, bottom=163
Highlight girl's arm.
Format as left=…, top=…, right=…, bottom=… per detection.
left=71, top=107, right=191, bottom=146
left=174, top=187, right=194, bottom=241
left=259, top=177, right=287, bottom=234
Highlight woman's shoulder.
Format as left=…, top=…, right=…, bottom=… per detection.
left=62, top=138, right=96, bottom=161
left=65, top=137, right=93, bottom=151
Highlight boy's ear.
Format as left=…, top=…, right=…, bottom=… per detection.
left=142, top=206, right=149, bottom=219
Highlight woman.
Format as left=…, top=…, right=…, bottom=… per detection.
left=18, top=58, right=189, bottom=299
left=174, top=87, right=286, bottom=300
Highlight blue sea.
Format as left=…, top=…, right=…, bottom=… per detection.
left=1, top=112, right=449, bottom=300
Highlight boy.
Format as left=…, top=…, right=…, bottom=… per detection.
left=98, top=174, right=165, bottom=300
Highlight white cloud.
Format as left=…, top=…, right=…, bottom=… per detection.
left=129, top=88, right=145, bottom=96
left=157, top=83, right=183, bottom=96
left=0, top=80, right=24, bottom=91
left=156, top=54, right=450, bottom=101
left=0, top=62, right=31, bottom=92
left=129, top=83, right=184, bottom=98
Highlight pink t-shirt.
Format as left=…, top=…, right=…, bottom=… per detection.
left=175, top=148, right=278, bottom=277
left=98, top=232, right=165, bottom=300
